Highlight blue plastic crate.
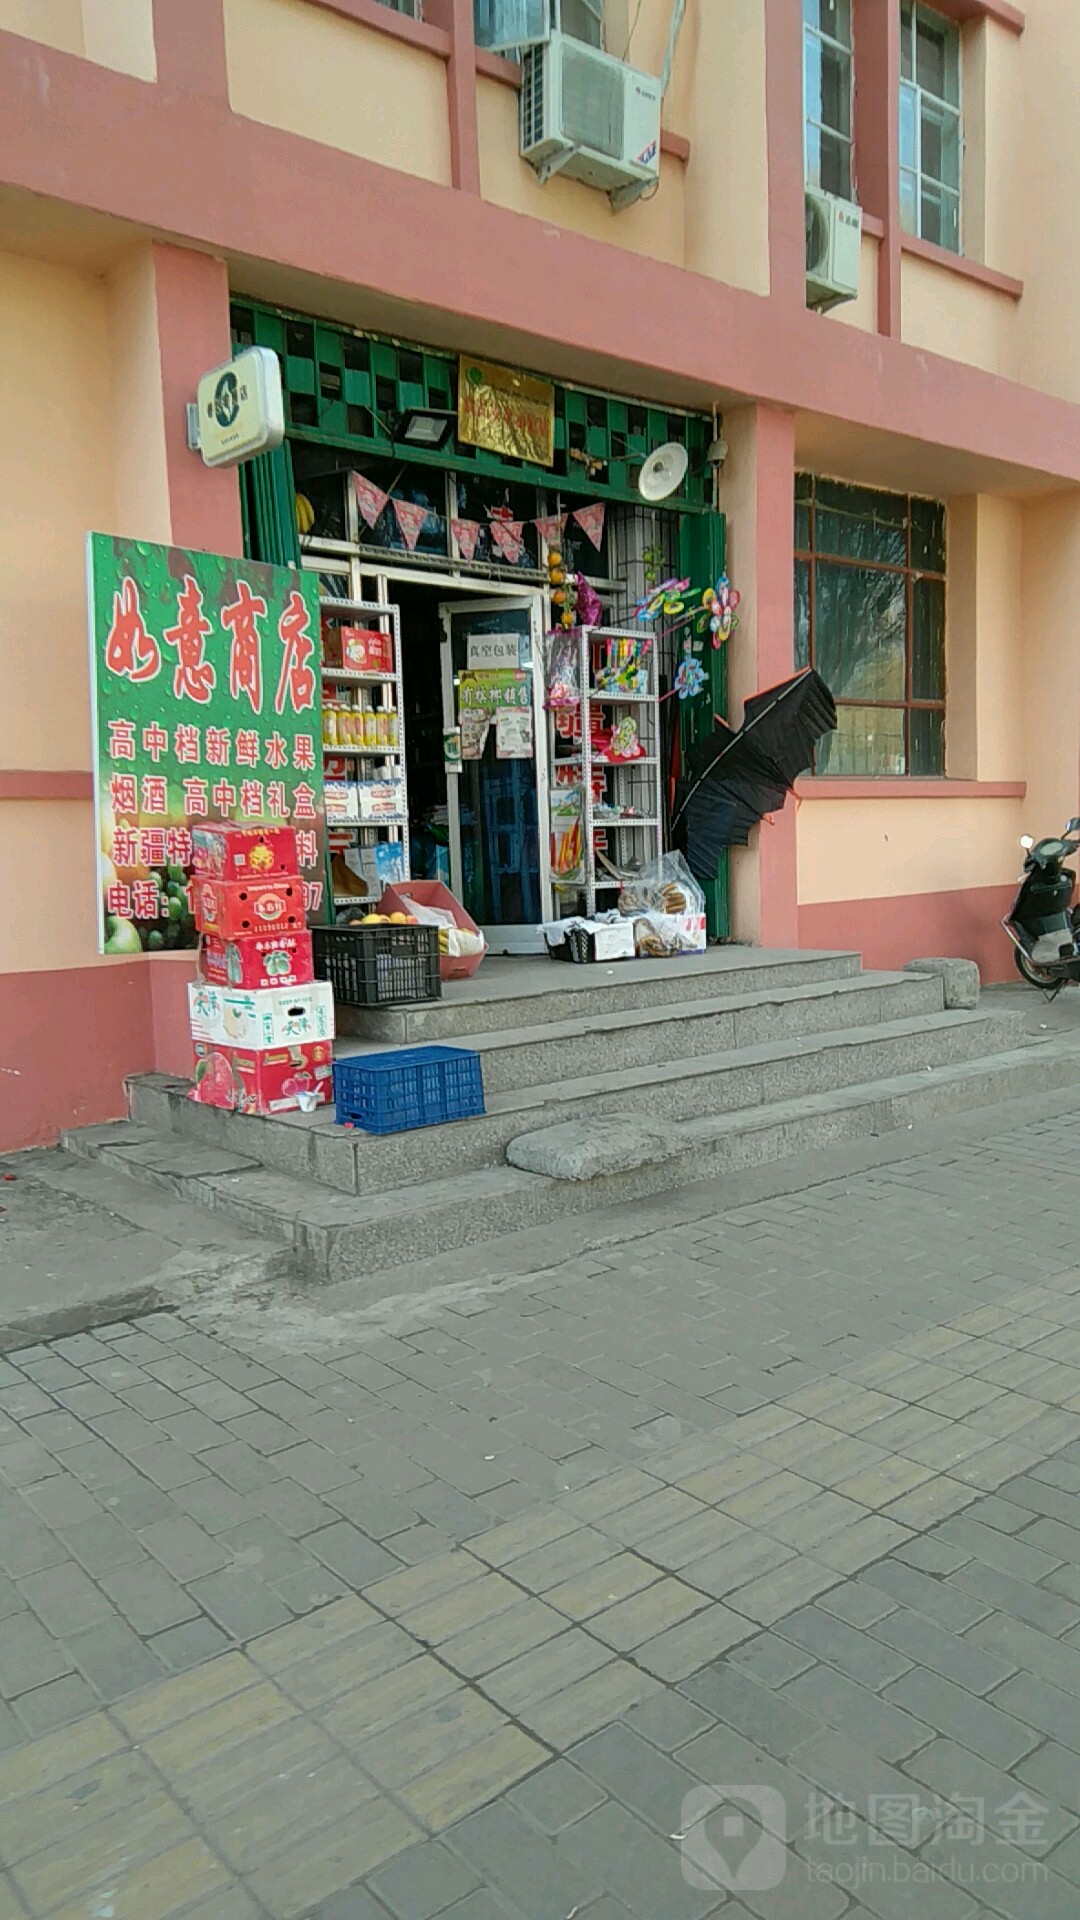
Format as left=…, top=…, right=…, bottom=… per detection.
left=333, top=1045, right=485, bottom=1135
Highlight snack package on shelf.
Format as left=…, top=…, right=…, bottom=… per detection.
left=545, top=630, right=580, bottom=710
left=617, top=851, right=705, bottom=923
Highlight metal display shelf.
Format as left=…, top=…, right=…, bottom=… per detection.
left=549, top=626, right=664, bottom=921
left=320, top=597, right=410, bottom=913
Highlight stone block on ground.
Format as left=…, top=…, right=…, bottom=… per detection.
left=903, top=957, right=980, bottom=1009
left=505, top=1117, right=684, bottom=1182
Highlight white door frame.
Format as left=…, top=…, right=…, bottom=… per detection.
left=438, top=593, right=550, bottom=952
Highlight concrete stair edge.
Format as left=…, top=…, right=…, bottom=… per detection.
left=75, top=1035, right=1080, bottom=1276
left=129, top=1005, right=1022, bottom=1197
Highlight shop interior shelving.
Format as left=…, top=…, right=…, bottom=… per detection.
left=550, top=625, right=663, bottom=920
left=319, top=597, right=410, bottom=913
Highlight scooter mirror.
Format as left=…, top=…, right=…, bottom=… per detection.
left=1067, top=818, right=1080, bottom=833
left=1020, top=835, right=1035, bottom=850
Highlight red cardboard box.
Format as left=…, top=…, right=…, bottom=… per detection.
left=198, top=931, right=314, bottom=990
left=378, top=879, right=486, bottom=982
left=193, top=874, right=305, bottom=939
left=191, top=825, right=298, bottom=881
left=191, top=1039, right=333, bottom=1114
left=340, top=626, right=393, bottom=674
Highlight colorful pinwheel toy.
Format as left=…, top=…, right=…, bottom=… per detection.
left=673, top=653, right=707, bottom=700
left=633, top=576, right=691, bottom=623
left=698, top=574, right=741, bottom=648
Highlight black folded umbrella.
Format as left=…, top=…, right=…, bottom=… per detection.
left=673, top=669, right=836, bottom=884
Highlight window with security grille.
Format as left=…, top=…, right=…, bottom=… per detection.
left=900, top=1, right=962, bottom=252
left=795, top=476, right=946, bottom=776
left=377, top=0, right=421, bottom=15
left=804, top=0, right=854, bottom=200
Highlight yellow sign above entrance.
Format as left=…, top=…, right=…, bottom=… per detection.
left=458, top=356, right=555, bottom=467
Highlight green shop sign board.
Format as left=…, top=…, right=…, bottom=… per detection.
left=87, top=534, right=325, bottom=955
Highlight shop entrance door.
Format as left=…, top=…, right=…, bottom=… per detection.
left=439, top=596, right=549, bottom=954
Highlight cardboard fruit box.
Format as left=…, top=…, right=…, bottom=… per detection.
left=191, top=1039, right=333, bottom=1114
left=191, top=825, right=299, bottom=881
left=198, top=931, right=314, bottom=991
left=188, top=979, right=334, bottom=1050
left=193, top=873, right=306, bottom=939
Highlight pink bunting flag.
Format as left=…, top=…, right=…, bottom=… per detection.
left=352, top=472, right=389, bottom=531
left=392, top=498, right=430, bottom=551
left=489, top=519, right=526, bottom=565
left=450, top=518, right=481, bottom=562
left=534, top=514, right=566, bottom=548
left=573, top=503, right=606, bottom=551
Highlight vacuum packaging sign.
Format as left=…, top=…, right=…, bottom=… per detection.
left=466, top=631, right=523, bottom=670
left=87, top=534, right=326, bottom=956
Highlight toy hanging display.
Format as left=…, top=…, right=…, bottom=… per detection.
left=672, top=645, right=707, bottom=700
left=593, top=632, right=652, bottom=695
left=697, top=574, right=741, bottom=647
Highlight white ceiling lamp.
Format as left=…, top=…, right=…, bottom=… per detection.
left=638, top=441, right=689, bottom=503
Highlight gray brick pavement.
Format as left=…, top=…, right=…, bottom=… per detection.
left=5, top=1105, right=1080, bottom=1913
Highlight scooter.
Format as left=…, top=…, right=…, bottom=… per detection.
left=1003, top=817, right=1080, bottom=994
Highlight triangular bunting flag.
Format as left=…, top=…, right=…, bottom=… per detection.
left=393, top=498, right=430, bottom=551
left=534, top=514, right=566, bottom=548
left=489, top=519, right=526, bottom=565
left=573, top=503, right=606, bottom=550
left=450, top=518, right=481, bottom=562
left=352, top=472, right=389, bottom=530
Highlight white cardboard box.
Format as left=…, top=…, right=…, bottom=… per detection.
left=188, top=979, right=335, bottom=1049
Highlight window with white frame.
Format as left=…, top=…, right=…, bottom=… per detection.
left=804, top=0, right=854, bottom=201
left=473, top=0, right=602, bottom=53
left=900, top=1, right=962, bottom=252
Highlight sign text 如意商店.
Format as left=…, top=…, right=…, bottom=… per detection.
left=86, top=535, right=326, bottom=956
left=457, top=357, right=555, bottom=467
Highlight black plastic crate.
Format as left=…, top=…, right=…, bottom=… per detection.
left=312, top=924, right=441, bottom=1008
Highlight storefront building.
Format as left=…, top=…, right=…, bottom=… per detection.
left=2, top=0, right=1079, bottom=1150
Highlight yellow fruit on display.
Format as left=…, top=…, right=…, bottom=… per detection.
left=389, top=911, right=411, bottom=924
left=295, top=492, right=315, bottom=535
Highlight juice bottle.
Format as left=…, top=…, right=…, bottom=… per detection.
left=322, top=705, right=337, bottom=747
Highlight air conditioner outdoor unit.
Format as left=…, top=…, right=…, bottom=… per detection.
left=805, top=189, right=863, bottom=310
left=520, top=30, right=662, bottom=207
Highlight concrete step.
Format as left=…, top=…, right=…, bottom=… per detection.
left=338, top=970, right=946, bottom=1096
left=338, top=946, right=862, bottom=1041
left=129, top=1007, right=1021, bottom=1196
left=67, top=1037, right=1080, bottom=1281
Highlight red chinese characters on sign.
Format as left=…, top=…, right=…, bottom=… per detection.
left=239, top=779, right=265, bottom=819
left=174, top=725, right=201, bottom=764
left=107, top=883, right=133, bottom=919
left=267, top=782, right=289, bottom=820
left=293, top=735, right=316, bottom=771
left=113, top=829, right=137, bottom=866
left=206, top=729, right=231, bottom=767
left=105, top=578, right=160, bottom=684
left=132, top=880, right=163, bottom=920
left=108, top=721, right=136, bottom=761
left=164, top=576, right=215, bottom=704
left=166, top=828, right=193, bottom=866
left=265, top=733, right=288, bottom=771
left=110, top=774, right=137, bottom=816
left=292, top=782, right=317, bottom=821
left=141, top=776, right=168, bottom=815
left=296, top=830, right=318, bottom=868
left=139, top=828, right=168, bottom=867
left=183, top=778, right=209, bottom=818
left=236, top=731, right=260, bottom=769
left=274, top=592, right=317, bottom=717
left=212, top=780, right=237, bottom=813
left=222, top=580, right=266, bottom=716
left=142, top=723, right=168, bottom=763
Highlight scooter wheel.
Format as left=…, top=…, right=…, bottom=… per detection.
left=1013, top=947, right=1062, bottom=989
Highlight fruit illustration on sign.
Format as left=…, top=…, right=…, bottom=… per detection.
left=192, top=1049, right=237, bottom=1107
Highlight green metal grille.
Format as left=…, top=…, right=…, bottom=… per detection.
left=230, top=299, right=713, bottom=510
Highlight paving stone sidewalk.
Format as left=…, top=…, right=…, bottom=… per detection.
left=4, top=1100, right=1080, bottom=1915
